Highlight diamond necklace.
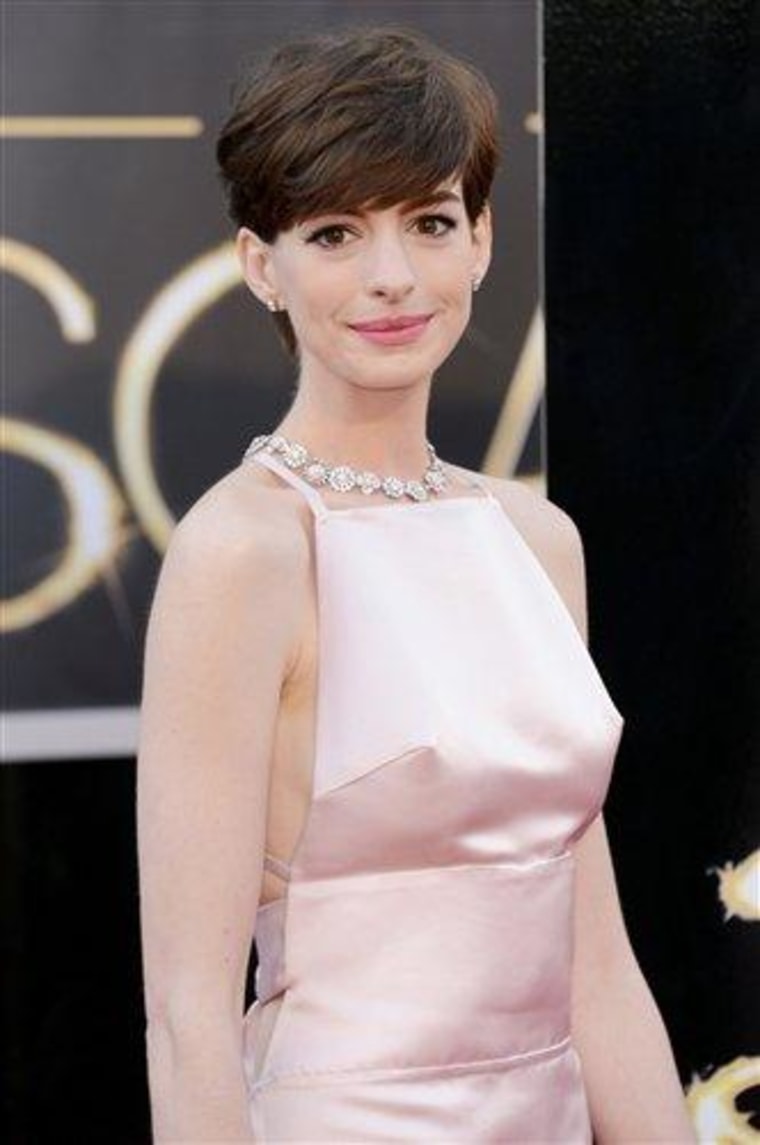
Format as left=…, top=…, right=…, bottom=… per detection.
left=244, top=432, right=449, bottom=502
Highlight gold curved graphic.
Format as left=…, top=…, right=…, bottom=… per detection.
left=112, top=242, right=242, bottom=551
left=710, top=849, right=760, bottom=923
left=482, top=304, right=545, bottom=494
left=0, top=116, right=203, bottom=138
left=481, top=108, right=542, bottom=493
left=687, top=854, right=760, bottom=1140
left=686, top=1056, right=760, bottom=1143
left=1, top=418, right=129, bottom=631
left=1, top=237, right=96, bottom=342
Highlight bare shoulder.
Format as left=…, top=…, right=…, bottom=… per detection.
left=165, top=457, right=312, bottom=579
left=144, top=459, right=314, bottom=681
left=451, top=464, right=589, bottom=641
left=450, top=462, right=581, bottom=548
left=485, top=472, right=581, bottom=547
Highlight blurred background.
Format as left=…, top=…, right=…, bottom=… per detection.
left=2, top=1, right=758, bottom=1140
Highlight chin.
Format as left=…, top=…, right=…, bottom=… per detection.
left=352, top=356, right=441, bottom=390
left=354, top=340, right=452, bottom=380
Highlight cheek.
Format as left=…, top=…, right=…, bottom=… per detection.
left=433, top=252, right=474, bottom=300
left=276, top=273, right=331, bottom=341
left=447, top=297, right=473, bottom=344
left=439, top=268, right=474, bottom=321
left=285, top=265, right=346, bottom=321
left=439, top=276, right=474, bottom=345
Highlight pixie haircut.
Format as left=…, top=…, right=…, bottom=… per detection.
left=216, top=26, right=500, bottom=354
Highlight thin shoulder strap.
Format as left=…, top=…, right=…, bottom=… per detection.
left=243, top=440, right=328, bottom=522
left=462, top=467, right=500, bottom=504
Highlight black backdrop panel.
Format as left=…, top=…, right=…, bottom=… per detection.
left=545, top=0, right=760, bottom=1134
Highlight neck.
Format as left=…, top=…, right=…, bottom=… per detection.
left=274, top=374, right=433, bottom=478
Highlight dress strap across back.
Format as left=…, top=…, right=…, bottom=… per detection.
left=263, top=850, right=292, bottom=883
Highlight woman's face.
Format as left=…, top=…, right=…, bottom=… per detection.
left=238, top=176, right=492, bottom=394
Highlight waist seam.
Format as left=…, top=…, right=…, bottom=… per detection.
left=258, top=848, right=573, bottom=907
left=249, top=1034, right=574, bottom=1093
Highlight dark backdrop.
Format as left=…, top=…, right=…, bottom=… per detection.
left=545, top=0, right=760, bottom=1134
left=2, top=0, right=537, bottom=733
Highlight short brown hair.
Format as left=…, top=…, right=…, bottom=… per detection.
left=216, top=26, right=500, bottom=354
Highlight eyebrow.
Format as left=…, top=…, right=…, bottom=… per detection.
left=403, top=189, right=463, bottom=211
left=300, top=189, right=463, bottom=227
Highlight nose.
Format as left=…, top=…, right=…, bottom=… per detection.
left=363, top=228, right=416, bottom=301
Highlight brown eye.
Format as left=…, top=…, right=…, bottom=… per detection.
left=414, top=214, right=457, bottom=237
left=307, top=224, right=352, bottom=248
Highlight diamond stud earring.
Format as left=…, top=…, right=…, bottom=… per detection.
left=472, top=276, right=482, bottom=293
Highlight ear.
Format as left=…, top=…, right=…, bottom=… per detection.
left=235, top=227, right=280, bottom=309
left=470, top=202, right=493, bottom=284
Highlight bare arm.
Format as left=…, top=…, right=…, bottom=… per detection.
left=546, top=507, right=695, bottom=1142
left=136, top=485, right=305, bottom=1142
left=572, top=814, right=695, bottom=1142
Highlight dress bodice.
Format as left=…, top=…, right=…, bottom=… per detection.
left=240, top=441, right=625, bottom=1142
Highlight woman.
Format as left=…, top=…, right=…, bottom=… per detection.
left=137, top=26, right=695, bottom=1143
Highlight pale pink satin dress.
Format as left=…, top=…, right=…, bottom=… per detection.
left=242, top=442, right=625, bottom=1142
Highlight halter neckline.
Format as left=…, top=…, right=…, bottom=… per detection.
left=245, top=448, right=500, bottom=522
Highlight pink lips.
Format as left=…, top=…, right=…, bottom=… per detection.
left=348, top=313, right=433, bottom=346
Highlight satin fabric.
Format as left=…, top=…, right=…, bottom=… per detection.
left=242, top=447, right=625, bottom=1142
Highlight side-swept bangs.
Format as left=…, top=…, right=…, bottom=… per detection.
left=217, top=26, right=499, bottom=236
